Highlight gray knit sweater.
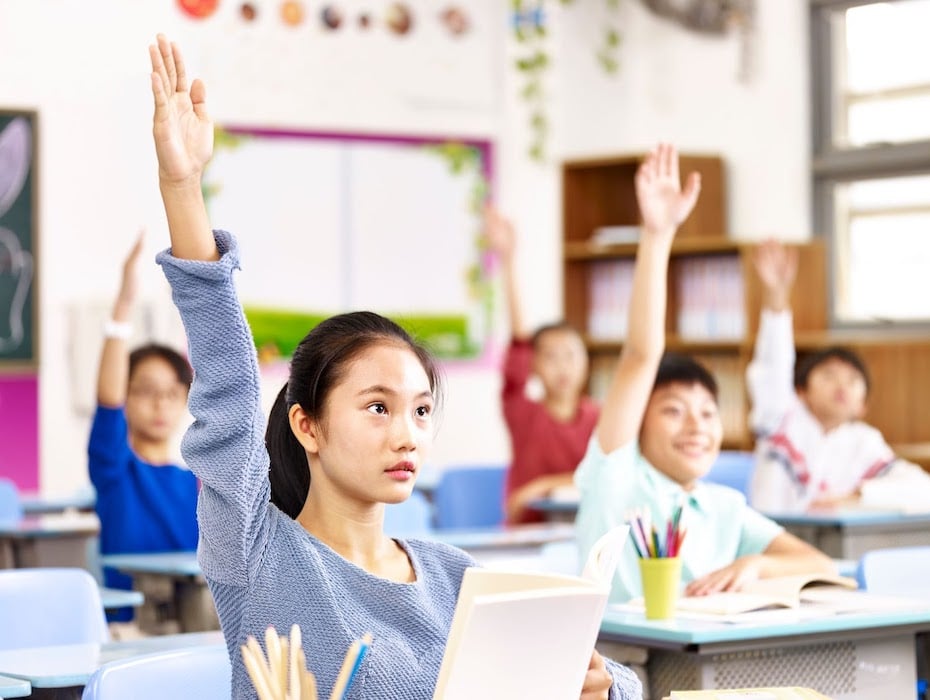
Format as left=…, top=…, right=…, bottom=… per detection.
left=157, top=231, right=642, bottom=700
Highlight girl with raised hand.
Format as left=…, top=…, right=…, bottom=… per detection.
left=147, top=34, right=640, bottom=700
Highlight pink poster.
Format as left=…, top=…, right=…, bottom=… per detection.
left=0, top=374, right=39, bottom=490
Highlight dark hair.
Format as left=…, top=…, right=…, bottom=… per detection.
left=265, top=311, right=443, bottom=518
left=129, top=344, right=193, bottom=388
left=653, top=352, right=718, bottom=400
left=531, top=321, right=582, bottom=351
left=795, top=346, right=870, bottom=394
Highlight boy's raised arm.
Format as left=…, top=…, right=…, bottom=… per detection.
left=149, top=34, right=217, bottom=262
left=96, top=231, right=144, bottom=408
left=595, top=144, right=701, bottom=453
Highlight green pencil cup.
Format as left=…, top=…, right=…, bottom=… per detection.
left=638, top=557, right=682, bottom=620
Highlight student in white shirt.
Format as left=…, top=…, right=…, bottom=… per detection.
left=747, top=240, right=930, bottom=513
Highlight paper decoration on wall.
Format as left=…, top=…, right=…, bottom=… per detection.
left=280, top=0, right=304, bottom=26
left=321, top=4, right=343, bottom=30
left=385, top=2, right=413, bottom=35
left=240, top=2, right=257, bottom=20
left=440, top=5, right=469, bottom=36
left=177, top=0, right=219, bottom=20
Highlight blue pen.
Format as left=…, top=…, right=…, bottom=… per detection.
left=340, top=633, right=372, bottom=700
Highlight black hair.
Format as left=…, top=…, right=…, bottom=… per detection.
left=531, top=321, right=583, bottom=351
left=265, top=311, right=443, bottom=519
left=128, top=344, right=193, bottom=388
left=653, top=351, right=718, bottom=400
left=795, top=346, right=870, bottom=394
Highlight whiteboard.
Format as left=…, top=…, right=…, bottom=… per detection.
left=205, top=127, right=494, bottom=362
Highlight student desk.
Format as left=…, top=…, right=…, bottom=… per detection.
left=526, top=496, right=579, bottom=523
left=767, top=510, right=930, bottom=559
left=99, top=552, right=218, bottom=635
left=599, top=604, right=930, bottom=700
left=0, top=514, right=99, bottom=570
left=19, top=492, right=95, bottom=516
left=0, top=676, right=29, bottom=699
left=98, top=587, right=144, bottom=611
left=425, top=522, right=575, bottom=564
left=0, top=631, right=223, bottom=698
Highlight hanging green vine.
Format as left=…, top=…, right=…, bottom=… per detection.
left=511, top=0, right=622, bottom=162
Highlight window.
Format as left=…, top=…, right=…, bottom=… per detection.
left=811, top=0, right=930, bottom=325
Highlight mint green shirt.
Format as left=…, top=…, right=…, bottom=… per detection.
left=574, top=438, right=784, bottom=602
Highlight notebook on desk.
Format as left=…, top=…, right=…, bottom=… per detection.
left=432, top=525, right=627, bottom=700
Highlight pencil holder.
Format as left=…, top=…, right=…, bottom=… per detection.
left=638, top=557, right=682, bottom=620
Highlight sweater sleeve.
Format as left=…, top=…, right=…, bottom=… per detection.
left=605, top=657, right=643, bottom=700
left=746, top=310, right=797, bottom=436
left=87, top=405, right=133, bottom=490
left=156, top=230, right=272, bottom=587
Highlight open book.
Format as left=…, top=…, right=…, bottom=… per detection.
left=432, top=524, right=628, bottom=700
left=667, top=688, right=833, bottom=700
left=671, top=573, right=858, bottom=616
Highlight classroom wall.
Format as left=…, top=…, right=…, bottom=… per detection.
left=556, top=0, right=812, bottom=240
left=0, top=0, right=812, bottom=496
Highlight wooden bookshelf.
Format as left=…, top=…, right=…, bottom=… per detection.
left=562, top=153, right=930, bottom=465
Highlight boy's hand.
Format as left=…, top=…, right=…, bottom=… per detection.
left=579, top=650, right=611, bottom=700
left=149, top=34, right=214, bottom=188
left=684, top=554, right=764, bottom=596
left=116, top=229, right=145, bottom=310
left=635, top=143, right=701, bottom=238
left=483, top=204, right=516, bottom=260
left=753, top=239, right=798, bottom=311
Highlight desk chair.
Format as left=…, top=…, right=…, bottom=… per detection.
left=384, top=489, right=434, bottom=536
left=857, top=546, right=930, bottom=700
left=81, top=645, right=230, bottom=700
left=433, top=465, right=506, bottom=530
left=0, top=479, right=22, bottom=523
left=701, top=450, right=754, bottom=497
left=0, top=567, right=109, bottom=650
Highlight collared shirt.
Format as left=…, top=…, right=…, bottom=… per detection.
left=574, top=437, right=784, bottom=602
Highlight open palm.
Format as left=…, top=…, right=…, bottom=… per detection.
left=634, top=144, right=701, bottom=235
left=150, top=35, right=213, bottom=185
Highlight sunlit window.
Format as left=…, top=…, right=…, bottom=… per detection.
left=834, top=175, right=930, bottom=322
left=834, top=0, right=930, bottom=148
left=812, top=0, right=930, bottom=328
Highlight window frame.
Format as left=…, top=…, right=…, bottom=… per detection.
left=810, top=0, right=930, bottom=329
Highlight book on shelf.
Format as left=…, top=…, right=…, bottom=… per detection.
left=591, top=225, right=641, bottom=246
left=432, top=525, right=628, bottom=700
left=673, top=256, right=746, bottom=341
left=587, top=259, right=635, bottom=341
left=667, top=688, right=833, bottom=700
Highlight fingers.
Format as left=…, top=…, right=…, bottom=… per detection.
left=580, top=651, right=611, bottom=699
left=158, top=33, right=178, bottom=93
left=190, top=78, right=209, bottom=119
left=679, top=171, right=702, bottom=219
left=173, top=40, right=189, bottom=93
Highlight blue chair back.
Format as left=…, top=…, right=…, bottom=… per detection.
left=0, top=478, right=22, bottom=522
left=0, top=567, right=109, bottom=650
left=384, top=489, right=434, bottom=536
left=701, top=450, right=754, bottom=497
left=82, top=645, right=230, bottom=700
left=856, top=546, right=930, bottom=599
left=433, top=465, right=506, bottom=529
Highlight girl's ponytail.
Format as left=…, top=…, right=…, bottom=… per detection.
left=265, top=383, right=310, bottom=519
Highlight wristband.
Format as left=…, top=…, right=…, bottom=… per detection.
left=103, top=319, right=132, bottom=340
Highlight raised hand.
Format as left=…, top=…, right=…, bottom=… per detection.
left=634, top=143, right=701, bottom=237
left=149, top=34, right=213, bottom=187
left=753, top=239, right=798, bottom=311
left=116, top=229, right=146, bottom=311
left=483, top=203, right=516, bottom=260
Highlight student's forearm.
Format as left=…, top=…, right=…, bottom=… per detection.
left=757, top=550, right=836, bottom=578
left=762, top=284, right=791, bottom=312
left=96, top=284, right=135, bottom=406
left=505, top=473, right=572, bottom=522
left=159, top=180, right=219, bottom=262
left=500, top=255, right=528, bottom=340
left=625, top=231, right=673, bottom=363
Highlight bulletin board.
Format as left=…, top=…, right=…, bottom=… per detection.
left=205, top=127, right=495, bottom=364
left=0, top=110, right=37, bottom=365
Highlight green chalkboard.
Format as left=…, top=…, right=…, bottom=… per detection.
left=0, top=110, right=37, bottom=364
